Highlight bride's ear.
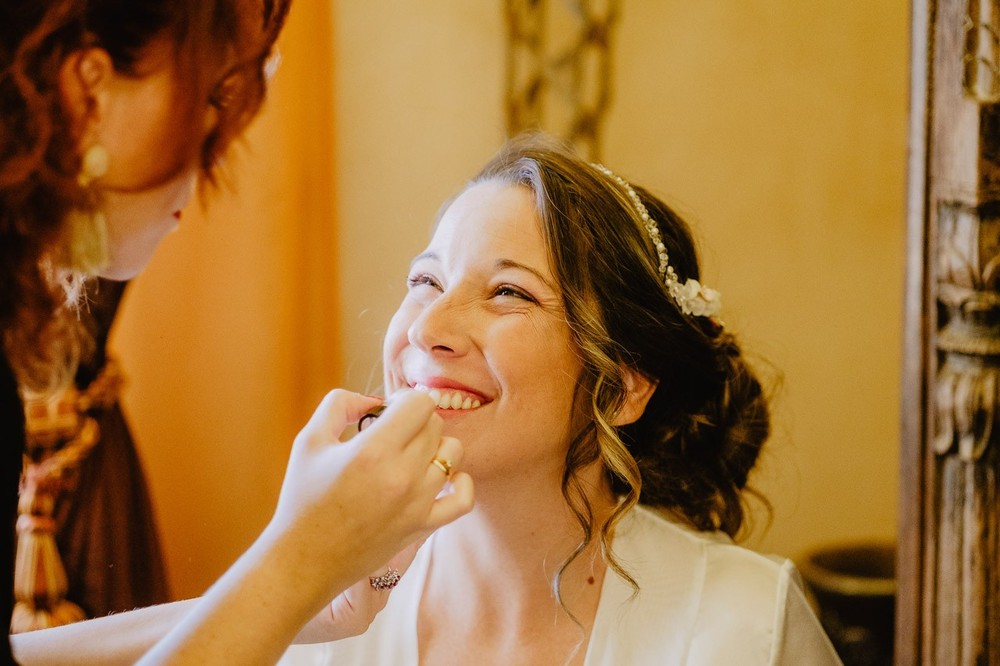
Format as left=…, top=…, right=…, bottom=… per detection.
left=612, top=369, right=657, bottom=426
left=57, top=48, right=113, bottom=136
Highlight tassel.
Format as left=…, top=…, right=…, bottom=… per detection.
left=11, top=415, right=100, bottom=632
left=12, top=514, right=86, bottom=632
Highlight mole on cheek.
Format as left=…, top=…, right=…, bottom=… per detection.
left=588, top=576, right=595, bottom=585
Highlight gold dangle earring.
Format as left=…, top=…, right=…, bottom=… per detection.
left=66, top=143, right=110, bottom=274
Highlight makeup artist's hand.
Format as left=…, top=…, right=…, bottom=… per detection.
left=293, top=538, right=427, bottom=643
left=262, top=389, right=474, bottom=625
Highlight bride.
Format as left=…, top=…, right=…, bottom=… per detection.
left=283, top=133, right=841, bottom=665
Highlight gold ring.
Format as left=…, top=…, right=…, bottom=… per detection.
left=431, top=457, right=453, bottom=478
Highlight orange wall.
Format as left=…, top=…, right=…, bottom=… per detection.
left=605, top=3, right=908, bottom=556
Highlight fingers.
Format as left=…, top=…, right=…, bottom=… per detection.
left=304, top=388, right=433, bottom=447
left=356, top=390, right=441, bottom=459
left=299, top=388, right=473, bottom=543
left=358, top=390, right=440, bottom=446
left=426, top=436, right=462, bottom=484
left=420, top=437, right=472, bottom=532
left=307, top=390, right=441, bottom=468
left=425, top=472, right=474, bottom=531
left=302, top=389, right=383, bottom=444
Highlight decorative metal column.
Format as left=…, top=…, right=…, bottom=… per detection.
left=504, top=0, right=619, bottom=160
left=900, top=0, right=1000, bottom=662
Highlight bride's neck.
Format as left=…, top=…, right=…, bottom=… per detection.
left=417, top=464, right=617, bottom=666
left=428, top=464, right=616, bottom=605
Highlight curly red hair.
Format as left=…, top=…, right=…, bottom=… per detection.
left=0, top=0, right=290, bottom=390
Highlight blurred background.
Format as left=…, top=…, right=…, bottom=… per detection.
left=109, top=0, right=908, bottom=610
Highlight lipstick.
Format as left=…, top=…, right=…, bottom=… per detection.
left=358, top=404, right=387, bottom=431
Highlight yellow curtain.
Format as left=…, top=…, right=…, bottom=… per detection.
left=110, top=2, right=339, bottom=599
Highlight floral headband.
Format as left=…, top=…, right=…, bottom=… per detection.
left=591, top=164, right=722, bottom=319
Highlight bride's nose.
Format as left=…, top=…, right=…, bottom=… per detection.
left=407, top=291, right=472, bottom=357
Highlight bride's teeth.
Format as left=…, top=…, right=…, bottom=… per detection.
left=412, top=385, right=481, bottom=410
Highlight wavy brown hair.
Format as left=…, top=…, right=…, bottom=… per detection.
left=471, top=133, right=772, bottom=595
left=0, top=0, right=290, bottom=390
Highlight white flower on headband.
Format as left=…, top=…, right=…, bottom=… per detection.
left=676, top=279, right=722, bottom=317
left=592, top=163, right=724, bottom=322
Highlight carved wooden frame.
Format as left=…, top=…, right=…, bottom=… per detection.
left=900, top=0, right=1000, bottom=662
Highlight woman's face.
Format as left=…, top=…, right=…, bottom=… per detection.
left=383, top=181, right=583, bottom=484
left=89, top=41, right=224, bottom=279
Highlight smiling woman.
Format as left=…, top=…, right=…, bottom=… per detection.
left=281, top=133, right=843, bottom=665
left=383, top=179, right=583, bottom=486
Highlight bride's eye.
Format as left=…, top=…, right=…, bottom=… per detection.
left=407, top=273, right=442, bottom=291
left=494, top=284, right=535, bottom=302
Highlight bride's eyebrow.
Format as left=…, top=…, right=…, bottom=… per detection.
left=495, top=259, right=556, bottom=292
left=407, top=254, right=556, bottom=292
left=409, top=251, right=437, bottom=268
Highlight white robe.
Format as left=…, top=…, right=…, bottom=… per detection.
left=280, top=505, right=842, bottom=665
